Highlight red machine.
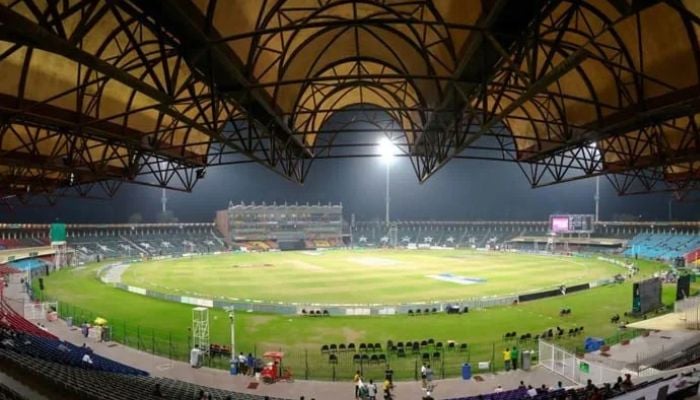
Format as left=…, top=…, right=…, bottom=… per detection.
left=260, top=351, right=293, bottom=384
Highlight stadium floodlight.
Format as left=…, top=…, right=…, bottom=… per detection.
left=378, top=137, right=398, bottom=163
left=378, top=137, right=397, bottom=226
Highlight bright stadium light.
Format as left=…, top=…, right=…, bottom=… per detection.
left=378, top=137, right=398, bottom=227
left=378, top=137, right=398, bottom=163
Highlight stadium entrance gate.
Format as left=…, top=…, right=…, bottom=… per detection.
left=538, top=340, right=621, bottom=385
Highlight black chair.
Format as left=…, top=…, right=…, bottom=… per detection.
left=433, top=352, right=441, bottom=361
left=427, top=338, right=434, bottom=345
left=329, top=354, right=338, bottom=364
left=420, top=340, right=428, bottom=348
left=422, top=353, right=430, bottom=362
left=301, top=309, right=307, bottom=315
left=436, top=342, right=443, bottom=351
left=408, top=309, right=414, bottom=316
left=361, top=354, right=370, bottom=362
left=359, top=343, right=367, bottom=352
left=459, top=343, right=468, bottom=352
left=397, top=348, right=406, bottom=358
left=321, top=344, right=329, bottom=354
left=367, top=343, right=374, bottom=352
left=374, top=343, right=382, bottom=352
left=339, top=343, right=346, bottom=352
left=330, top=344, right=337, bottom=353
left=396, top=341, right=404, bottom=348
left=323, top=309, right=329, bottom=316
left=352, top=354, right=360, bottom=363
left=348, top=343, right=356, bottom=352
left=416, top=309, right=421, bottom=315
left=424, top=308, right=430, bottom=314
left=447, top=342, right=455, bottom=351
left=431, top=308, right=437, bottom=313
left=370, top=354, right=379, bottom=364
left=412, top=343, right=420, bottom=354
left=386, top=340, right=393, bottom=349
left=378, top=354, right=386, bottom=363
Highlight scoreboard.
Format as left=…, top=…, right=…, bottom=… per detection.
left=549, top=214, right=595, bottom=234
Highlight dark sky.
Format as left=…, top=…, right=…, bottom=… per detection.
left=3, top=156, right=698, bottom=223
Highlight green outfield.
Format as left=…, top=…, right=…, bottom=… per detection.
left=35, top=251, right=676, bottom=381
left=121, top=249, right=624, bottom=304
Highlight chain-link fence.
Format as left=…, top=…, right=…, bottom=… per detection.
left=52, top=300, right=551, bottom=381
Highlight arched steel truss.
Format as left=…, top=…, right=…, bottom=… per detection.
left=0, top=0, right=698, bottom=207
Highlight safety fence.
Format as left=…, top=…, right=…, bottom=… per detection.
left=50, top=300, right=549, bottom=381
left=674, top=296, right=700, bottom=330
left=538, top=340, right=622, bottom=385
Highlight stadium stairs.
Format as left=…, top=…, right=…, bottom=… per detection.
left=0, top=383, right=26, bottom=400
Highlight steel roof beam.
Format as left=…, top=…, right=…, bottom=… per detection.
left=130, top=0, right=311, bottom=159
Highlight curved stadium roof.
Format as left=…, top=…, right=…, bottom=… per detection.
left=0, top=0, right=698, bottom=205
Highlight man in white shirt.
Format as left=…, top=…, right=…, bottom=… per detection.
left=494, top=385, right=504, bottom=393
left=527, top=385, right=538, bottom=397
left=367, top=379, right=377, bottom=400
left=189, top=346, right=201, bottom=368
left=82, top=353, right=93, bottom=365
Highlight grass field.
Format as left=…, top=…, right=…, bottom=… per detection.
left=35, top=251, right=676, bottom=381
left=121, top=249, right=624, bottom=304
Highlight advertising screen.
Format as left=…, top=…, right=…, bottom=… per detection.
left=550, top=216, right=570, bottom=233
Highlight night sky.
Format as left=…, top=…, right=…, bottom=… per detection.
left=3, top=155, right=698, bottom=223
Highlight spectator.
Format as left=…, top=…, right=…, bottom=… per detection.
left=518, top=381, right=526, bottom=390
left=367, top=379, right=378, bottom=400
left=353, top=370, right=361, bottom=399
left=420, top=362, right=427, bottom=387
left=622, top=373, right=633, bottom=390
left=612, top=376, right=623, bottom=391
left=238, top=352, right=247, bottom=375
left=511, top=346, right=519, bottom=370
left=81, top=353, right=93, bottom=365
left=384, top=364, right=394, bottom=385
left=494, top=385, right=504, bottom=393
left=247, top=353, right=255, bottom=376
left=503, top=348, right=511, bottom=371
left=383, top=378, right=393, bottom=400
left=425, top=364, right=433, bottom=384
left=586, top=379, right=596, bottom=391
left=526, top=385, right=537, bottom=397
